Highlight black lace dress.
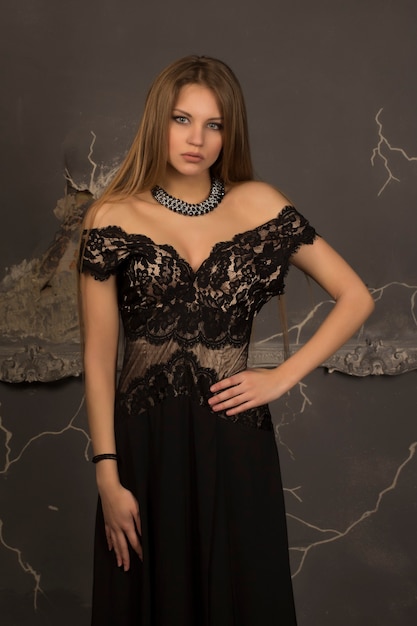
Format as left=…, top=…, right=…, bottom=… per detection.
left=80, top=205, right=317, bottom=626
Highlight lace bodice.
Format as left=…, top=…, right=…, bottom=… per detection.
left=79, top=205, right=317, bottom=429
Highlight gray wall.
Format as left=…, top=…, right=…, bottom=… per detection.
left=1, top=0, right=416, bottom=624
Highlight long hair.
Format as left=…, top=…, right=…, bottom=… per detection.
left=79, top=57, right=293, bottom=359
left=91, top=55, right=253, bottom=211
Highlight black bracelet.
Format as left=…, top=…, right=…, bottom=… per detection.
left=92, top=453, right=118, bottom=464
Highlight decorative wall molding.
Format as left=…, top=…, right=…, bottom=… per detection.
left=322, top=339, right=417, bottom=376
left=0, top=343, right=83, bottom=383
left=1, top=338, right=416, bottom=383
left=0, top=188, right=415, bottom=383
left=248, top=339, right=417, bottom=377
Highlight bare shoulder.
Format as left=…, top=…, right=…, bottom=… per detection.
left=228, top=181, right=293, bottom=222
left=83, top=195, right=146, bottom=230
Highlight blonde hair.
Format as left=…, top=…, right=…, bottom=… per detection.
left=90, top=55, right=253, bottom=212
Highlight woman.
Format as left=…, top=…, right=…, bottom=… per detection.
left=79, top=55, right=374, bottom=626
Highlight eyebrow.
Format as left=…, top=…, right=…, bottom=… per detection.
left=173, top=108, right=223, bottom=121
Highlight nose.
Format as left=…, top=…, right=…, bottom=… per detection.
left=187, top=124, right=204, bottom=147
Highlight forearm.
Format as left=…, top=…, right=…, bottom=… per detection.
left=272, top=286, right=374, bottom=392
left=209, top=237, right=375, bottom=416
left=84, top=351, right=120, bottom=489
left=85, top=355, right=116, bottom=449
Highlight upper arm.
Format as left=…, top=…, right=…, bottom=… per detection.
left=80, top=272, right=120, bottom=367
left=290, top=237, right=372, bottom=302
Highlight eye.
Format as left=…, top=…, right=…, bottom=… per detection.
left=207, top=122, right=223, bottom=131
left=172, top=115, right=189, bottom=124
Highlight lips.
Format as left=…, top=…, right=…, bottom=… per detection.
left=182, top=152, right=204, bottom=161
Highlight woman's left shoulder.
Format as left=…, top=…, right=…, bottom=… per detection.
left=229, top=181, right=292, bottom=218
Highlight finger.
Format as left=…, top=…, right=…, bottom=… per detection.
left=209, top=383, right=245, bottom=406
left=209, top=381, right=247, bottom=404
left=130, top=507, right=143, bottom=558
left=126, top=526, right=143, bottom=560
left=211, top=391, right=249, bottom=412
left=104, top=524, right=113, bottom=551
left=210, top=374, right=243, bottom=393
left=112, top=530, right=130, bottom=571
left=110, top=531, right=123, bottom=568
left=225, top=399, right=254, bottom=416
left=134, top=509, right=142, bottom=536
left=132, top=510, right=143, bottom=560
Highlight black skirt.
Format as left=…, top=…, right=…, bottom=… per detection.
left=91, top=396, right=297, bottom=626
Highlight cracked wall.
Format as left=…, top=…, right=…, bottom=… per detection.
left=1, top=1, right=416, bottom=625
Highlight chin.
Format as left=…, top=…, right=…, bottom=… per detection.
left=172, top=164, right=209, bottom=177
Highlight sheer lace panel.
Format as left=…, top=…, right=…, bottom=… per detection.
left=79, top=206, right=317, bottom=428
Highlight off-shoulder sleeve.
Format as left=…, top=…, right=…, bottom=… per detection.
left=278, top=206, right=318, bottom=255
left=78, top=227, right=131, bottom=281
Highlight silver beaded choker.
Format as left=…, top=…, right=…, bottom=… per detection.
left=151, top=178, right=225, bottom=216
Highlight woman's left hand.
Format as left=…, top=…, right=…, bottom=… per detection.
left=208, top=368, right=286, bottom=416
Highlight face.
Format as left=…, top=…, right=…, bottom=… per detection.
left=167, top=83, right=223, bottom=178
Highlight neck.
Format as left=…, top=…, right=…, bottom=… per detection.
left=158, top=169, right=212, bottom=203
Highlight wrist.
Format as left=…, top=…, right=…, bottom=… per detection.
left=92, top=453, right=118, bottom=463
left=95, top=461, right=120, bottom=491
left=271, top=360, right=299, bottom=395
